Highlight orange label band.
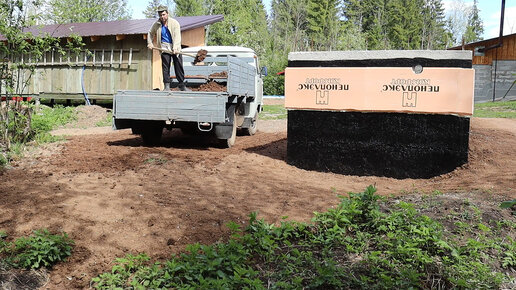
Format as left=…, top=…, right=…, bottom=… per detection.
left=285, top=67, right=475, bottom=116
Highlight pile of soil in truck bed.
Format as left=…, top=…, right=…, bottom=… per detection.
left=171, top=81, right=227, bottom=92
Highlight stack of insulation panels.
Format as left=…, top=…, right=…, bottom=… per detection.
left=285, top=51, right=474, bottom=179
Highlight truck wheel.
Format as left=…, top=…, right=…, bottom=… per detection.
left=242, top=111, right=258, bottom=136
left=141, top=123, right=164, bottom=146
left=131, top=127, right=142, bottom=135
left=219, top=112, right=237, bottom=148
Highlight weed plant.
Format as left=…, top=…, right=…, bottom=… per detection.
left=0, top=229, right=74, bottom=269
left=91, top=186, right=515, bottom=289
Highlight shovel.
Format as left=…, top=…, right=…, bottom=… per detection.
left=151, top=47, right=208, bottom=64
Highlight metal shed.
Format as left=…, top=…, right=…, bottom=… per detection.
left=2, top=15, right=223, bottom=101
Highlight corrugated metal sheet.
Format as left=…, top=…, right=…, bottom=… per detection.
left=0, top=15, right=224, bottom=40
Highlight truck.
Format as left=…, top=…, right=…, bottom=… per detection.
left=112, top=46, right=267, bottom=148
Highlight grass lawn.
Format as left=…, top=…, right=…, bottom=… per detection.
left=474, top=101, right=516, bottom=118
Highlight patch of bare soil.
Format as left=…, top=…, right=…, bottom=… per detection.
left=0, top=267, right=49, bottom=290
left=0, top=105, right=515, bottom=289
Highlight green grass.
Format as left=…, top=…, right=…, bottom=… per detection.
left=474, top=101, right=516, bottom=118
left=31, top=105, right=77, bottom=144
left=261, top=105, right=287, bottom=120
left=95, top=111, right=113, bottom=127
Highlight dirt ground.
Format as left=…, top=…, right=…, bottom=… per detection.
left=1, top=100, right=515, bottom=289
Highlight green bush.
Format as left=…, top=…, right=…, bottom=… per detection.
left=92, top=186, right=514, bottom=289
left=1, top=229, right=74, bottom=269
left=263, top=74, right=285, bottom=96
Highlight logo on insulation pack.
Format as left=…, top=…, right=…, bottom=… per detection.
left=403, top=92, right=417, bottom=107
left=316, top=91, right=329, bottom=105
left=383, top=79, right=440, bottom=109
left=297, top=78, right=349, bottom=106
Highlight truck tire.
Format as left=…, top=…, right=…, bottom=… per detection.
left=219, top=111, right=237, bottom=148
left=141, top=122, right=164, bottom=146
left=242, top=111, right=258, bottom=136
left=131, top=127, right=142, bottom=135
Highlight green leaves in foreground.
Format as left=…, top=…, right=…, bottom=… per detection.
left=92, top=186, right=514, bottom=289
left=501, top=199, right=516, bottom=216
left=0, top=229, right=74, bottom=269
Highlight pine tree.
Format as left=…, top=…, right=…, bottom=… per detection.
left=420, top=0, right=447, bottom=49
left=463, top=0, right=483, bottom=43
left=387, top=0, right=424, bottom=50
left=343, top=0, right=390, bottom=49
left=174, top=0, right=207, bottom=16
left=270, top=0, right=309, bottom=53
left=306, top=0, right=340, bottom=50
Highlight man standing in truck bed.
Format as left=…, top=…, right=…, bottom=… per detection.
left=147, top=6, right=187, bottom=91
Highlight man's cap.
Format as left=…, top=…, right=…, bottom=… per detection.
left=157, top=5, right=168, bottom=13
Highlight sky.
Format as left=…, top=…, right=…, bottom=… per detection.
left=127, top=0, right=515, bottom=40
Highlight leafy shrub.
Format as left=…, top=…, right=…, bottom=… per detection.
left=0, top=102, right=33, bottom=163
left=1, top=229, right=74, bottom=269
left=263, top=74, right=284, bottom=96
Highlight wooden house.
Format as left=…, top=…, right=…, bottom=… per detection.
left=1, top=16, right=223, bottom=101
left=449, top=33, right=516, bottom=102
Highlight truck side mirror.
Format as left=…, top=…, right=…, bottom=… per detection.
left=260, top=66, right=268, bottom=77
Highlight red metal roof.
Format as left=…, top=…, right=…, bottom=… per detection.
left=0, top=15, right=223, bottom=40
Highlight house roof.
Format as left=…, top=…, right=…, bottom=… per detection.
left=448, top=32, right=516, bottom=50
left=0, top=15, right=223, bottom=40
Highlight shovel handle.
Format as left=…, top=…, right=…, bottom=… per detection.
left=151, top=47, right=196, bottom=58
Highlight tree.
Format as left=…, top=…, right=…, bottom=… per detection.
left=42, top=0, right=131, bottom=24
left=143, top=0, right=163, bottom=18
left=0, top=0, right=83, bottom=164
left=386, top=0, right=424, bottom=49
left=270, top=0, right=309, bottom=53
left=306, top=0, right=340, bottom=50
left=208, top=0, right=268, bottom=56
left=342, top=0, right=392, bottom=49
left=445, top=0, right=470, bottom=46
left=463, top=0, right=483, bottom=43
left=174, top=0, right=207, bottom=16
left=420, top=0, right=447, bottom=49
left=337, top=21, right=367, bottom=50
